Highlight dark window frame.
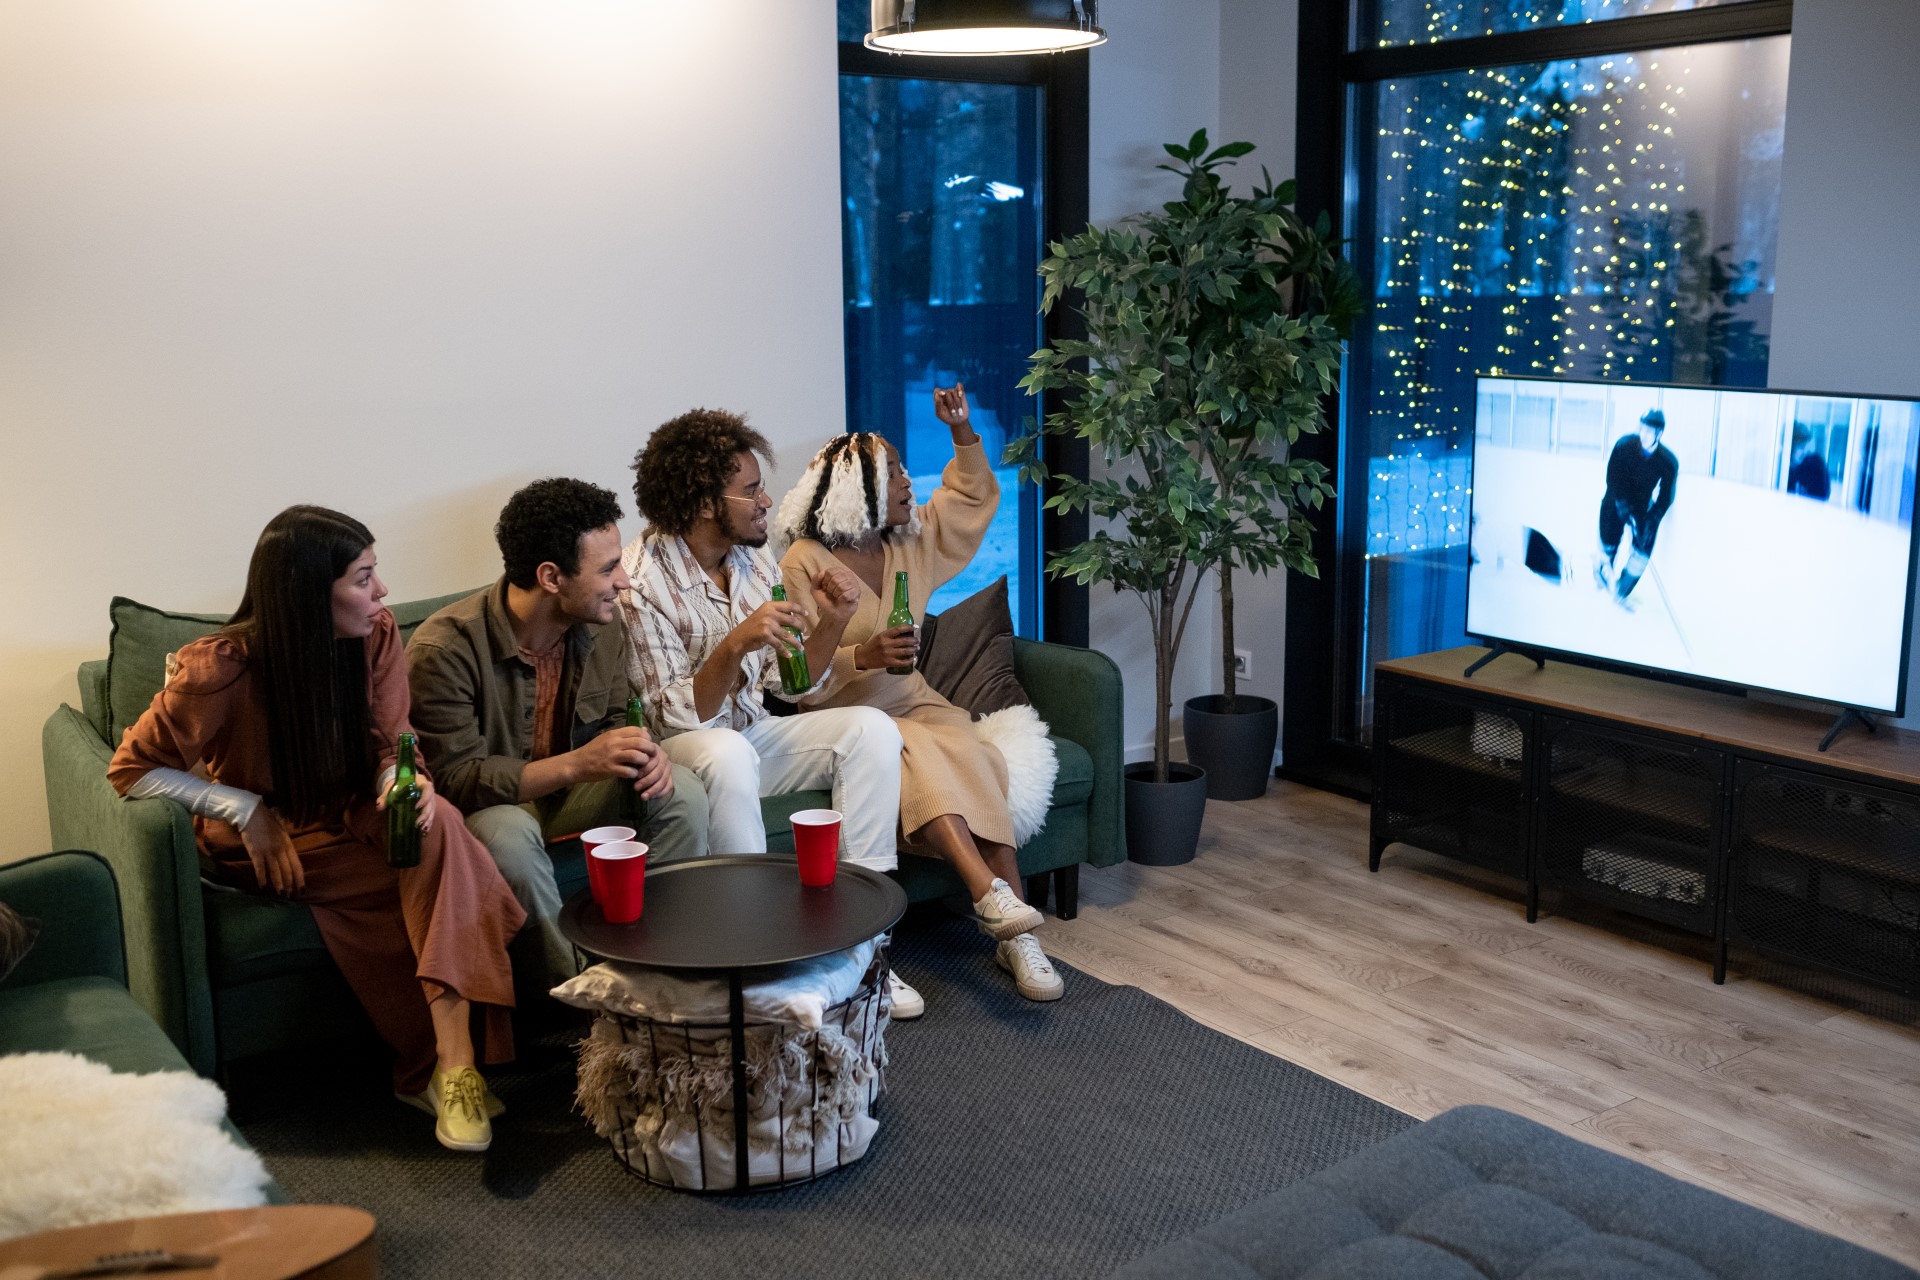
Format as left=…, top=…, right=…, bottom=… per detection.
left=1285, top=0, right=1794, bottom=799
left=837, top=41, right=1093, bottom=645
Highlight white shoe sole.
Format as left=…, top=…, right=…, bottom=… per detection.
left=995, top=949, right=1064, bottom=1002
left=974, top=901, right=1044, bottom=941
left=435, top=1119, right=492, bottom=1153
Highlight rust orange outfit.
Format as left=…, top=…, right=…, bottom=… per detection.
left=107, top=609, right=526, bottom=1094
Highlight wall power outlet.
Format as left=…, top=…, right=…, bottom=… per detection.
left=1232, top=649, right=1253, bottom=679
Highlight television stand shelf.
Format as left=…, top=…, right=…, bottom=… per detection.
left=1371, top=647, right=1920, bottom=995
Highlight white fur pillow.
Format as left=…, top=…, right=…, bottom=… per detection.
left=0, top=1052, right=270, bottom=1240
left=974, top=703, right=1058, bottom=846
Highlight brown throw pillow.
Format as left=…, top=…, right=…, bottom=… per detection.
left=916, top=576, right=1029, bottom=717
left=0, top=900, right=39, bottom=984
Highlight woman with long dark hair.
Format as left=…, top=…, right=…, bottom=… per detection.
left=109, top=505, right=526, bottom=1152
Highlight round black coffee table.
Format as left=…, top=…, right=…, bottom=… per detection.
left=558, top=855, right=907, bottom=1192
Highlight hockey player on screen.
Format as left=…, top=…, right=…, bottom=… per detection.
left=1594, top=408, right=1679, bottom=605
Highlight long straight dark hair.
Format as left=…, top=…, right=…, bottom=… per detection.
left=223, top=505, right=377, bottom=827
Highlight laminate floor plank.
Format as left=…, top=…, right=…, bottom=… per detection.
left=1244, top=884, right=1756, bottom=1073
left=1036, top=911, right=1304, bottom=1041
left=1159, top=910, right=1634, bottom=1123
left=1512, top=929, right=1847, bottom=1032
left=1577, top=1099, right=1920, bottom=1265
left=1382, top=973, right=1920, bottom=1207
left=1265, top=856, right=1548, bottom=956
left=1819, top=1009, right=1920, bottom=1061
left=1250, top=1016, right=1595, bottom=1134
left=1702, top=1047, right=1920, bottom=1147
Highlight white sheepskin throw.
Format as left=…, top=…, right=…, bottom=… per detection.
left=0, top=1052, right=270, bottom=1240
left=974, top=703, right=1058, bottom=846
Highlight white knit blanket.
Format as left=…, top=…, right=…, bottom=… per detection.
left=550, top=939, right=879, bottom=1029
left=0, top=1052, right=270, bottom=1241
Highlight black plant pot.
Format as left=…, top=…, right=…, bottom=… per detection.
left=1124, top=761, right=1209, bottom=866
left=1183, top=694, right=1278, bottom=801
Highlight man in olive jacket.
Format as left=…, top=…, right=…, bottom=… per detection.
left=408, top=479, right=709, bottom=990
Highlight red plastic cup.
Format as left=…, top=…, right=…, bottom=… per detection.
left=582, top=825, right=637, bottom=906
left=590, top=841, right=648, bottom=923
left=790, top=809, right=842, bottom=887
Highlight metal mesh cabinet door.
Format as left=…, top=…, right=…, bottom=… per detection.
left=1727, top=761, right=1920, bottom=994
left=1535, top=716, right=1723, bottom=934
left=1373, top=674, right=1531, bottom=878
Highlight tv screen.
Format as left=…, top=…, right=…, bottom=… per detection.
left=1466, top=377, right=1920, bottom=714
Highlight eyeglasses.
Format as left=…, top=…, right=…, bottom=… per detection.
left=721, top=492, right=768, bottom=505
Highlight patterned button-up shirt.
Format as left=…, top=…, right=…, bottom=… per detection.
left=618, top=532, right=828, bottom=735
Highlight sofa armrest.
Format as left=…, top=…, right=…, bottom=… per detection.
left=0, top=851, right=126, bottom=991
left=1014, top=638, right=1126, bottom=867
left=78, top=658, right=112, bottom=743
left=42, top=702, right=218, bottom=1075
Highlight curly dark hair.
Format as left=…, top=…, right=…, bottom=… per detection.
left=631, top=408, right=775, bottom=538
left=495, top=478, right=625, bottom=588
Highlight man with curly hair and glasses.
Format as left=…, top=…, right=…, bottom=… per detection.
left=407, top=478, right=709, bottom=995
left=621, top=408, right=924, bottom=1019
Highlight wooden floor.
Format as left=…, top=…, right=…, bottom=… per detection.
left=1033, top=780, right=1920, bottom=1267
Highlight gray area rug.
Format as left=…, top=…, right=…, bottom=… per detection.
left=237, top=910, right=1415, bottom=1279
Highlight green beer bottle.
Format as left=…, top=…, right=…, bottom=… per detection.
left=624, top=695, right=648, bottom=822
left=887, top=570, right=915, bottom=675
left=768, top=582, right=812, bottom=696
left=385, top=732, right=423, bottom=869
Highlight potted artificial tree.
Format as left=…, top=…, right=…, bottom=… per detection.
left=1010, top=130, right=1344, bottom=862
left=1175, top=137, right=1354, bottom=800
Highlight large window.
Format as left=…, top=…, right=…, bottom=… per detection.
left=1287, top=0, right=1793, bottom=788
left=836, top=3, right=1088, bottom=637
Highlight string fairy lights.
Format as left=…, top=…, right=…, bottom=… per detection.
left=1357, top=0, right=1778, bottom=565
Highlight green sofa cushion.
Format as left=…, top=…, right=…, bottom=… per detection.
left=203, top=884, right=332, bottom=987
left=105, top=597, right=225, bottom=746
left=389, top=588, right=483, bottom=642
left=1050, top=737, right=1094, bottom=805
left=104, top=588, right=483, bottom=747
left=0, top=976, right=197, bottom=1074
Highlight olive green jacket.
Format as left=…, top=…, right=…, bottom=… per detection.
left=405, top=577, right=632, bottom=813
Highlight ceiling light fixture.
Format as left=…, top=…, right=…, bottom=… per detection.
left=866, top=0, right=1106, bottom=57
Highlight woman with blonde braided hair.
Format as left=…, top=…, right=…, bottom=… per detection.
left=775, top=384, right=1063, bottom=1002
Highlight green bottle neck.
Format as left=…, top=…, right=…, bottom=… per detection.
left=395, top=734, right=417, bottom=776
left=891, top=572, right=910, bottom=612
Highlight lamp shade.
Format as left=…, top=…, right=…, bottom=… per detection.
left=866, top=0, right=1105, bottom=56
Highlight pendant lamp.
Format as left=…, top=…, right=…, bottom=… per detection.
left=866, top=0, right=1105, bottom=56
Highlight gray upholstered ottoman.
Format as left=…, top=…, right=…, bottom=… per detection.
left=1115, top=1105, right=1915, bottom=1279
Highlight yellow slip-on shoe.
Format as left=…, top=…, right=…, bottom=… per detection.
left=432, top=1066, right=493, bottom=1152
left=398, top=1073, right=505, bottom=1120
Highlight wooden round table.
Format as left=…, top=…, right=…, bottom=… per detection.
left=0, top=1205, right=376, bottom=1280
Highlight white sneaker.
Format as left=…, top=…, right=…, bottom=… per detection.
left=886, top=970, right=926, bottom=1020
left=972, top=877, right=1043, bottom=940
left=996, top=934, right=1064, bottom=1002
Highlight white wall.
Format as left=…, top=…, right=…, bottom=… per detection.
left=1767, top=0, right=1920, bottom=726
left=1088, top=0, right=1224, bottom=762
left=1217, top=0, right=1301, bottom=733
left=0, top=1, right=846, bottom=857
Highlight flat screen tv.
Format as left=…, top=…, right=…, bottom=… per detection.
left=1466, top=376, right=1920, bottom=715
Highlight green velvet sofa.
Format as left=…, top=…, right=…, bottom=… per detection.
left=0, top=850, right=282, bottom=1200
left=43, top=590, right=1125, bottom=1079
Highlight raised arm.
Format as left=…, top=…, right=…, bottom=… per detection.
left=918, top=381, right=1001, bottom=590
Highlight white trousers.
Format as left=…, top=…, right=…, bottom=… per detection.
left=660, top=708, right=904, bottom=870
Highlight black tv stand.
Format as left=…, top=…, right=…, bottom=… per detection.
left=1372, top=648, right=1920, bottom=998
left=1820, top=707, right=1879, bottom=753
left=1463, top=642, right=1546, bottom=680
